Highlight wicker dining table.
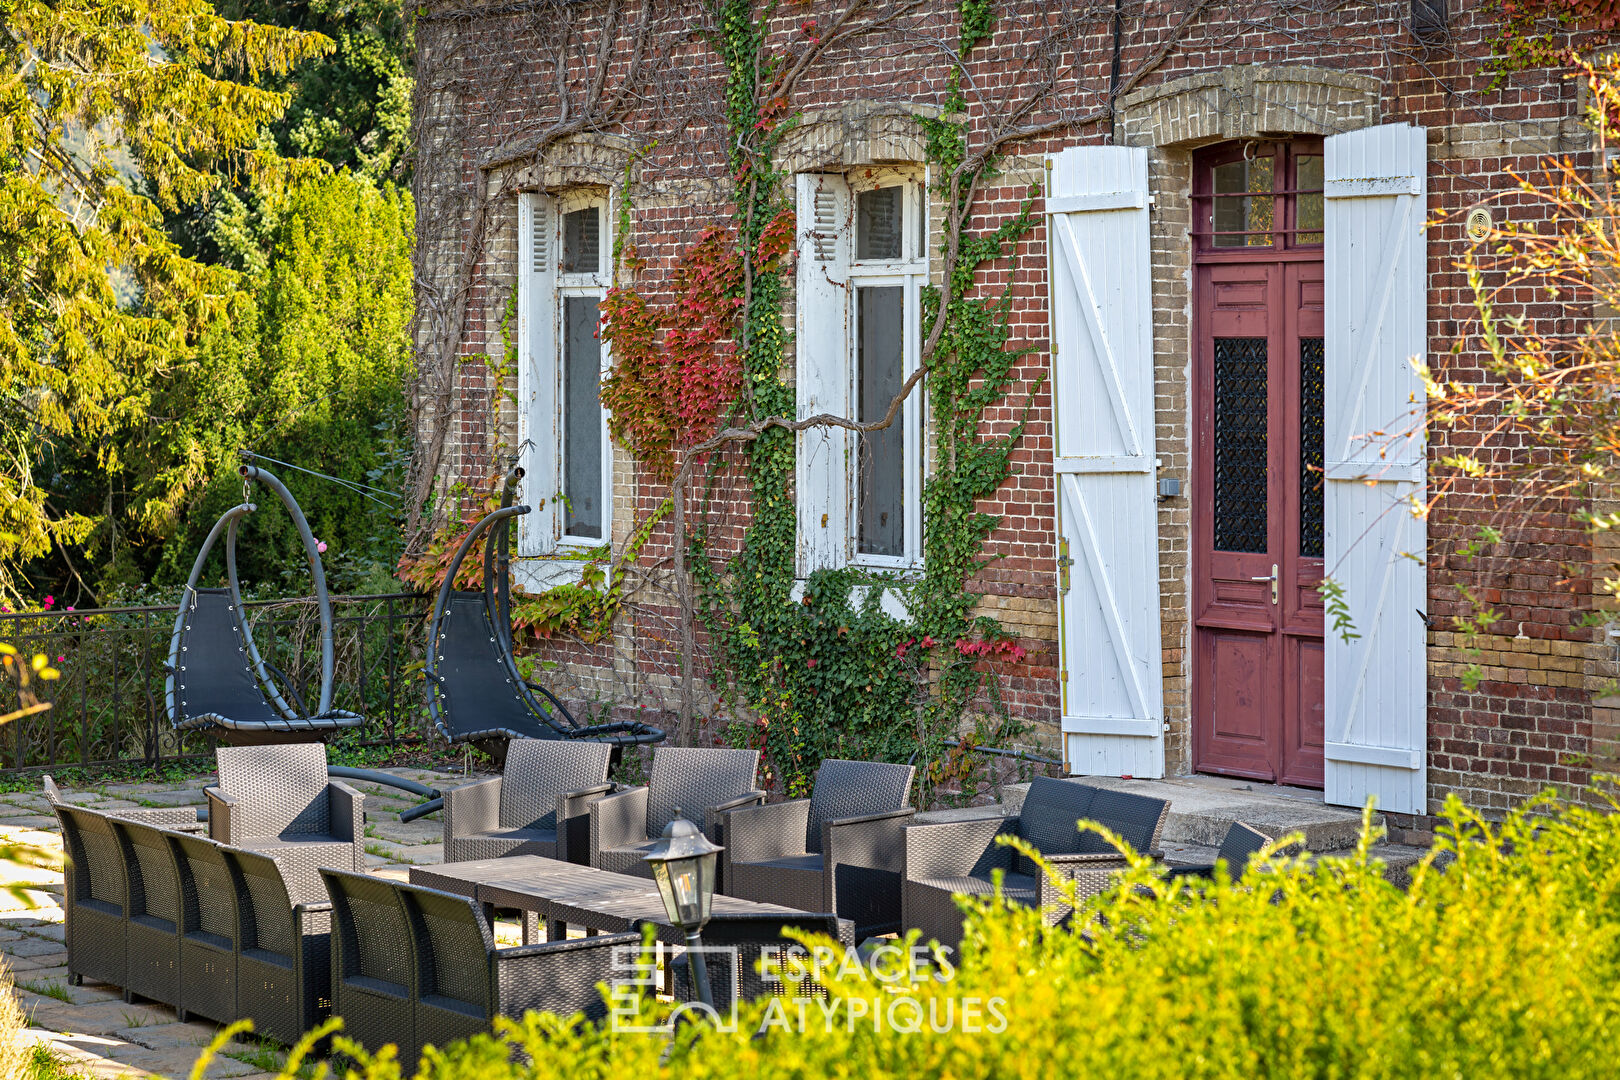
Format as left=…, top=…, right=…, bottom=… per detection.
left=409, top=855, right=855, bottom=949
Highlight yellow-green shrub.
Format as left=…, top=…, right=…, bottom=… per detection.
left=229, top=787, right=1620, bottom=1080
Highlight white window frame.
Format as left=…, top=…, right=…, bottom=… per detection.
left=846, top=169, right=927, bottom=570
left=517, top=188, right=613, bottom=558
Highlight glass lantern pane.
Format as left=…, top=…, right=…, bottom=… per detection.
left=696, top=851, right=717, bottom=922
left=651, top=862, right=682, bottom=925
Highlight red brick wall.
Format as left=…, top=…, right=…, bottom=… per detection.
left=413, top=0, right=1601, bottom=818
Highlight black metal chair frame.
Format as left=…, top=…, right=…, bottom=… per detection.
left=162, top=456, right=443, bottom=811
left=420, top=466, right=663, bottom=771
left=165, top=459, right=363, bottom=743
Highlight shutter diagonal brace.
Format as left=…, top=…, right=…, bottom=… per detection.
left=1330, top=191, right=1416, bottom=466
left=1331, top=501, right=1412, bottom=749
left=1056, top=215, right=1143, bottom=460
left=1063, top=473, right=1151, bottom=721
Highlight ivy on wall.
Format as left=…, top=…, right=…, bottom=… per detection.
left=1487, top=0, right=1618, bottom=78
left=601, top=212, right=795, bottom=479
left=687, top=0, right=1039, bottom=798
left=427, top=1, right=1047, bottom=797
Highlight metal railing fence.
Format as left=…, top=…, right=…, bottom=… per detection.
left=0, top=593, right=431, bottom=774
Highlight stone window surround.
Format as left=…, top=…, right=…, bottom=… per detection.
left=486, top=136, right=639, bottom=595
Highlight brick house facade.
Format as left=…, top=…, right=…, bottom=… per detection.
left=411, top=0, right=1612, bottom=826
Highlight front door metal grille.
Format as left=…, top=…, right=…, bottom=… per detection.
left=1299, top=336, right=1325, bottom=558
left=1213, top=337, right=1269, bottom=553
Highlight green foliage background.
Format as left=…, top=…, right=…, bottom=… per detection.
left=164, top=173, right=414, bottom=594
left=218, top=0, right=414, bottom=180
left=0, top=0, right=414, bottom=604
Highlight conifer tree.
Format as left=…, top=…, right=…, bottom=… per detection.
left=0, top=0, right=330, bottom=595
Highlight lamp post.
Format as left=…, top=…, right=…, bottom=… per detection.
left=644, top=809, right=723, bottom=1011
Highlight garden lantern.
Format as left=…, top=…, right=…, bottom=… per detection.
left=644, top=809, right=722, bottom=1010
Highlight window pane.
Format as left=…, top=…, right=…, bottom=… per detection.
left=1211, top=157, right=1274, bottom=248
left=1299, top=337, right=1324, bottom=558
left=563, top=296, right=603, bottom=539
left=857, top=286, right=905, bottom=557
left=562, top=207, right=601, bottom=274
left=857, top=186, right=903, bottom=261
left=1212, top=337, right=1268, bottom=553
left=1295, top=154, right=1324, bottom=245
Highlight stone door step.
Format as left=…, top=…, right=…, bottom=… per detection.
left=999, top=773, right=1385, bottom=853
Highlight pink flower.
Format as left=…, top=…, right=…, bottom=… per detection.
left=316, top=541, right=328, bottom=553
left=55, top=656, right=64, bottom=663
left=64, top=606, right=74, bottom=612
left=42, top=595, right=53, bottom=609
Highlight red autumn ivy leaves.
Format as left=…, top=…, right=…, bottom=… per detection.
left=600, top=208, right=795, bottom=479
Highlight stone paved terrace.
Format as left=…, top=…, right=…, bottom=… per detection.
left=0, top=766, right=1434, bottom=1077
left=0, top=766, right=480, bottom=1080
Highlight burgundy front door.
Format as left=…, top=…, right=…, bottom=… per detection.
left=1191, top=142, right=1326, bottom=788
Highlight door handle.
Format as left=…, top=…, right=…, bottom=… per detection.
left=1251, top=564, right=1278, bottom=606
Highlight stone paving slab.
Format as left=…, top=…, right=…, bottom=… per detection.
left=0, top=814, right=61, bottom=831
left=124, top=789, right=208, bottom=808
left=368, top=819, right=441, bottom=845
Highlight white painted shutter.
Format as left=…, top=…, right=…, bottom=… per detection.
left=517, top=193, right=558, bottom=554
left=795, top=173, right=851, bottom=574
left=1048, top=146, right=1164, bottom=778
left=1323, top=123, right=1429, bottom=815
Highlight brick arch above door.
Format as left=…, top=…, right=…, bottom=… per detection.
left=1115, top=65, right=1382, bottom=149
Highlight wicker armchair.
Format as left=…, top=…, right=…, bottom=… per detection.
left=443, top=740, right=615, bottom=863
left=319, top=868, right=415, bottom=1063
left=722, top=759, right=915, bottom=938
left=221, top=845, right=333, bottom=1046
left=166, top=831, right=239, bottom=1024
left=45, top=774, right=204, bottom=833
left=398, top=878, right=640, bottom=1053
left=206, top=744, right=364, bottom=897
left=587, top=747, right=764, bottom=880
left=52, top=804, right=128, bottom=992
left=901, top=777, right=1170, bottom=950
left=320, top=869, right=639, bottom=1066
left=668, top=912, right=850, bottom=1011
left=108, top=819, right=183, bottom=1007
left=1166, top=821, right=1277, bottom=880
